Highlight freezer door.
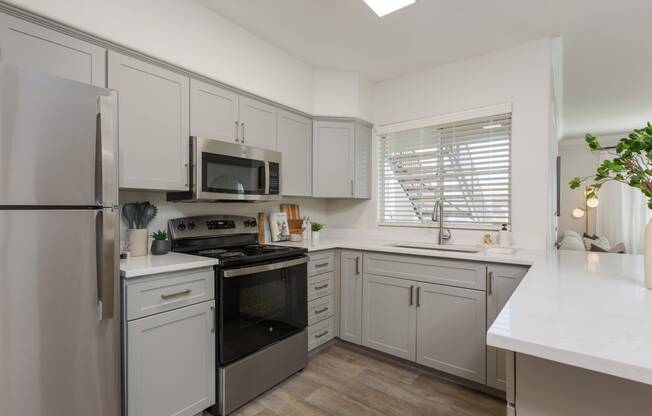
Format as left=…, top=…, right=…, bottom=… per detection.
left=0, top=208, right=120, bottom=416
left=0, top=63, right=118, bottom=207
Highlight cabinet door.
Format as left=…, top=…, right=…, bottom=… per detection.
left=190, top=78, right=239, bottom=142
left=127, top=301, right=215, bottom=416
left=486, top=264, right=529, bottom=391
left=277, top=110, right=312, bottom=196
left=238, top=96, right=277, bottom=150
left=313, top=121, right=355, bottom=198
left=416, top=282, right=486, bottom=383
left=108, top=51, right=190, bottom=190
left=340, top=250, right=363, bottom=345
left=362, top=274, right=416, bottom=360
left=0, top=12, right=105, bottom=86
left=354, top=123, right=372, bottom=199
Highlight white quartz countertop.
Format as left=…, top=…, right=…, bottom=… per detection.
left=278, top=237, right=652, bottom=385
left=120, top=252, right=219, bottom=278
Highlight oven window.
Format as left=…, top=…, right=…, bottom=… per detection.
left=202, top=153, right=265, bottom=194
left=219, top=262, right=307, bottom=365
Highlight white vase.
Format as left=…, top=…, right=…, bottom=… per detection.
left=312, top=231, right=320, bottom=246
left=645, top=219, right=652, bottom=289
left=128, top=228, right=149, bottom=257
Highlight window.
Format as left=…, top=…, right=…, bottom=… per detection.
left=378, top=113, right=511, bottom=228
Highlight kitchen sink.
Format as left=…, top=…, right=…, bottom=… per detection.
left=392, top=242, right=481, bottom=253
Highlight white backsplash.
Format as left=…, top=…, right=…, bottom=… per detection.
left=119, top=190, right=328, bottom=248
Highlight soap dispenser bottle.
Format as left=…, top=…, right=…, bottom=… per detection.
left=498, top=224, right=513, bottom=247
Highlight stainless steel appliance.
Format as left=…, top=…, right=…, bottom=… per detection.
left=169, top=215, right=308, bottom=415
left=167, top=137, right=282, bottom=202
left=0, top=64, right=120, bottom=415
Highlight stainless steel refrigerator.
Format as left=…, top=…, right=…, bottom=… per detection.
left=0, top=63, right=121, bottom=415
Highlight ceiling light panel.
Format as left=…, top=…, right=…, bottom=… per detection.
left=363, top=0, right=416, bottom=17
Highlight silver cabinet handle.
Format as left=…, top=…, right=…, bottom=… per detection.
left=416, top=286, right=421, bottom=307
left=314, top=284, right=329, bottom=290
left=160, top=289, right=191, bottom=300
left=350, top=179, right=354, bottom=196
left=234, top=120, right=240, bottom=143
left=314, top=262, right=329, bottom=268
left=314, top=307, right=329, bottom=315
left=355, top=256, right=360, bottom=274
left=314, top=330, right=329, bottom=339
left=210, top=305, right=215, bottom=333
left=241, top=122, right=245, bottom=143
left=487, top=270, right=494, bottom=295
left=409, top=285, right=414, bottom=306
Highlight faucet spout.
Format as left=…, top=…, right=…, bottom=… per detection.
left=432, top=199, right=452, bottom=245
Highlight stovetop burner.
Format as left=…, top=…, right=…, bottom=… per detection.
left=192, top=243, right=305, bottom=267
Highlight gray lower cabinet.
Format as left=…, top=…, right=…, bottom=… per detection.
left=108, top=51, right=190, bottom=191
left=416, top=282, right=486, bottom=384
left=340, top=250, right=363, bottom=345
left=238, top=95, right=277, bottom=150
left=0, top=12, right=106, bottom=86
left=362, top=274, right=416, bottom=361
left=486, top=263, right=529, bottom=391
left=190, top=78, right=239, bottom=142
left=277, top=110, right=312, bottom=196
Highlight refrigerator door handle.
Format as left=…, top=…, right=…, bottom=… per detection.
left=96, top=209, right=116, bottom=321
left=97, top=92, right=118, bottom=207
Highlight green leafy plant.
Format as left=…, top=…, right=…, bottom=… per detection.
left=311, top=223, right=324, bottom=232
left=152, top=230, right=168, bottom=241
left=570, top=124, right=652, bottom=208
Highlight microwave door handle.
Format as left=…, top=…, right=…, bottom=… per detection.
left=96, top=93, right=118, bottom=207
left=95, top=209, right=116, bottom=321
left=264, top=161, right=270, bottom=194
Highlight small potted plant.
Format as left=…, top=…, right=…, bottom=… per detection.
left=311, top=222, right=324, bottom=245
left=150, top=230, right=170, bottom=255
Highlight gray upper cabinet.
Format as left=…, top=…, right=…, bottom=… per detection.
left=0, top=12, right=106, bottom=86
left=340, top=250, right=363, bottom=345
left=313, top=121, right=355, bottom=198
left=416, top=282, right=487, bottom=384
left=238, top=96, right=277, bottom=150
left=313, top=120, right=372, bottom=199
left=190, top=78, right=239, bottom=141
left=486, top=264, right=529, bottom=391
left=277, top=110, right=312, bottom=196
left=362, top=273, right=416, bottom=361
left=354, top=123, right=372, bottom=199
left=108, top=51, right=190, bottom=191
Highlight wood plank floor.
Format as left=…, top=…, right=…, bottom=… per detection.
left=231, top=342, right=505, bottom=416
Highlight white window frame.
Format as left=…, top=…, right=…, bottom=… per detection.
left=376, top=103, right=512, bottom=230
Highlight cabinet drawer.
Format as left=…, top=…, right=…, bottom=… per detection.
left=363, top=252, right=486, bottom=291
left=308, top=272, right=334, bottom=301
left=308, top=251, right=335, bottom=276
left=308, top=317, right=334, bottom=351
left=126, top=267, right=214, bottom=320
left=308, top=295, right=334, bottom=326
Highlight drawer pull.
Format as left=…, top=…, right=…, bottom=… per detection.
left=160, top=289, right=192, bottom=300
left=314, top=330, right=329, bottom=339
left=314, top=307, right=329, bottom=315
left=314, top=262, right=329, bottom=268
left=314, top=284, right=329, bottom=290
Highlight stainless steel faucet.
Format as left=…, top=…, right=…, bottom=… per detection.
left=432, top=200, right=452, bottom=245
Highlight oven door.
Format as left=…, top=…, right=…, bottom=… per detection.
left=218, top=256, right=308, bottom=365
left=194, top=137, right=281, bottom=201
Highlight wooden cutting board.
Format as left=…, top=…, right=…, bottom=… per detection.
left=280, top=204, right=300, bottom=220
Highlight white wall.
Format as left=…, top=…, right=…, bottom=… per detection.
left=327, top=38, right=556, bottom=250
left=313, top=70, right=372, bottom=121
left=7, top=0, right=316, bottom=113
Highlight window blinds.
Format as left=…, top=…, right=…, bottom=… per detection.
left=378, top=113, right=511, bottom=228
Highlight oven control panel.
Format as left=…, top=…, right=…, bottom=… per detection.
left=169, top=215, right=258, bottom=240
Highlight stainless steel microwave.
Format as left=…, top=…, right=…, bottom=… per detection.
left=167, top=137, right=281, bottom=202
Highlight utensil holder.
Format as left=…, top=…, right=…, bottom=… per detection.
left=127, top=228, right=148, bottom=257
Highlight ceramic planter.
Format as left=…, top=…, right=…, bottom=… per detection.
left=151, top=239, right=170, bottom=256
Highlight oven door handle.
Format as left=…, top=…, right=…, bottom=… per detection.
left=222, top=256, right=308, bottom=278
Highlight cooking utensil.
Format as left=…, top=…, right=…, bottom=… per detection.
left=122, top=203, right=138, bottom=229
left=141, top=204, right=158, bottom=228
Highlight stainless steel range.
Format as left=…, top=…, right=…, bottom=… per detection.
left=169, top=215, right=308, bottom=415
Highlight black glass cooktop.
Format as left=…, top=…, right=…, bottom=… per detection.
left=194, top=244, right=306, bottom=267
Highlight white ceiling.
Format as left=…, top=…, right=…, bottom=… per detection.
left=196, top=0, right=652, bottom=138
